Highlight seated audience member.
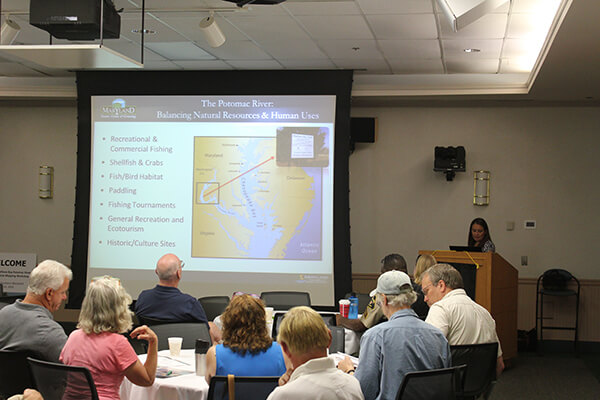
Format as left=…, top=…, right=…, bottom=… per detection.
left=268, top=306, right=364, bottom=400
left=413, top=254, right=437, bottom=285
left=337, top=253, right=428, bottom=330
left=422, top=263, right=504, bottom=376
left=0, top=260, right=72, bottom=362
left=338, top=271, right=450, bottom=400
left=135, top=253, right=221, bottom=342
left=60, top=276, right=158, bottom=400
left=205, top=294, right=287, bottom=382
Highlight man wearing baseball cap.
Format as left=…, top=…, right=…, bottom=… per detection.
left=338, top=270, right=451, bottom=400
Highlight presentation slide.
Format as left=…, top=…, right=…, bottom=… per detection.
left=87, top=95, right=336, bottom=305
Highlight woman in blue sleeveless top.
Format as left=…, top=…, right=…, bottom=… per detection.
left=205, top=294, right=286, bottom=382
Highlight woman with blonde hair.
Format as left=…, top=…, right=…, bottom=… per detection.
left=60, top=276, right=158, bottom=400
left=413, top=254, right=437, bottom=285
left=205, top=294, right=286, bottom=382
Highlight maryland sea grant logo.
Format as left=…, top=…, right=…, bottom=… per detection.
left=101, top=98, right=136, bottom=118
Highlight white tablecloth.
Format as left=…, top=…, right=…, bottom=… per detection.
left=344, top=328, right=362, bottom=355
left=120, top=349, right=208, bottom=400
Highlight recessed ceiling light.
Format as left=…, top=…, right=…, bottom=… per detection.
left=463, top=48, right=481, bottom=53
left=131, top=29, right=156, bottom=35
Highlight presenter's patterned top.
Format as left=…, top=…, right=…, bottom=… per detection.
left=481, top=239, right=495, bottom=253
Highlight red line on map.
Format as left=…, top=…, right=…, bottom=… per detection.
left=204, top=156, right=275, bottom=198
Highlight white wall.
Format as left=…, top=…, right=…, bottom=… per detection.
left=1, top=103, right=599, bottom=281
left=0, top=102, right=77, bottom=264
left=349, top=106, right=600, bottom=279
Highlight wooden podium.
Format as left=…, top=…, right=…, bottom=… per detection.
left=419, top=250, right=518, bottom=361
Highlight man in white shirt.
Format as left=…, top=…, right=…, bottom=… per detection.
left=268, top=306, right=364, bottom=400
left=421, top=263, right=504, bottom=376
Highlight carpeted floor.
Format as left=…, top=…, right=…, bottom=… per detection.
left=489, top=353, right=600, bottom=400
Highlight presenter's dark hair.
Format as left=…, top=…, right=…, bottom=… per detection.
left=468, top=217, right=492, bottom=247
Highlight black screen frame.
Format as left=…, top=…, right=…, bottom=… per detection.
left=69, top=70, right=353, bottom=309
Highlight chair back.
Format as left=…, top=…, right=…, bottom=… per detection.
left=450, top=342, right=498, bottom=398
left=207, top=375, right=279, bottom=400
left=28, top=357, right=99, bottom=400
left=150, top=322, right=212, bottom=351
left=199, top=296, right=230, bottom=321
left=136, top=315, right=173, bottom=326
left=260, top=291, right=310, bottom=310
left=396, top=365, right=465, bottom=400
left=0, top=350, right=35, bottom=399
left=329, top=325, right=345, bottom=354
left=271, top=311, right=336, bottom=338
left=538, top=269, right=579, bottom=294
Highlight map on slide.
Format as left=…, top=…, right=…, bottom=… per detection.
left=192, top=136, right=323, bottom=260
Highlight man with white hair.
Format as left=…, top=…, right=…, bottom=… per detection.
left=337, top=270, right=450, bottom=400
left=0, top=259, right=72, bottom=362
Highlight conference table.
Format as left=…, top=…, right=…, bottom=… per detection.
left=120, top=327, right=361, bottom=400
left=120, top=349, right=209, bottom=400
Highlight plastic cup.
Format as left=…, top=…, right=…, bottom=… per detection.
left=168, top=337, right=183, bottom=357
left=339, top=299, right=350, bottom=318
left=265, top=307, right=274, bottom=322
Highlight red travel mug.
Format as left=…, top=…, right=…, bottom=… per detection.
left=339, top=299, right=350, bottom=318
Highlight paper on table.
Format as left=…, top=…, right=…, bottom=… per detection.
left=331, top=352, right=359, bottom=368
left=156, top=366, right=194, bottom=378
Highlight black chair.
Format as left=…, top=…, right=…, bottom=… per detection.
left=199, top=296, right=230, bottom=321
left=0, top=350, right=35, bottom=399
left=271, top=311, right=336, bottom=338
left=396, top=365, right=466, bottom=400
left=150, top=322, right=212, bottom=351
left=450, top=343, right=498, bottom=400
left=207, top=375, right=279, bottom=400
left=136, top=315, right=174, bottom=326
left=28, top=357, right=99, bottom=400
left=57, top=321, right=78, bottom=336
left=329, top=325, right=345, bottom=354
left=535, top=268, right=580, bottom=353
left=345, top=292, right=373, bottom=314
left=260, top=291, right=311, bottom=310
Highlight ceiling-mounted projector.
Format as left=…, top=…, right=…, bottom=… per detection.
left=436, top=0, right=508, bottom=31
left=223, top=0, right=287, bottom=7
left=29, top=0, right=121, bottom=40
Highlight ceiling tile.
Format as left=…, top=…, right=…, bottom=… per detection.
left=226, top=60, right=283, bottom=69
left=283, top=1, right=361, bottom=16
left=172, top=60, right=233, bottom=70
left=153, top=15, right=248, bottom=43
left=296, top=15, right=373, bottom=40
left=501, top=38, right=540, bottom=58
left=507, top=13, right=540, bottom=38
left=141, top=60, right=184, bottom=70
left=145, top=42, right=214, bottom=60
left=206, top=40, right=272, bottom=60
left=445, top=58, right=500, bottom=73
left=366, top=14, right=438, bottom=39
left=389, top=59, right=445, bottom=74
left=332, top=58, right=391, bottom=74
left=379, top=40, right=441, bottom=59
left=442, top=39, right=503, bottom=58
left=259, top=40, right=327, bottom=59
left=317, top=40, right=381, bottom=59
left=120, top=17, right=190, bottom=43
left=357, top=0, right=434, bottom=14
left=0, top=62, right=46, bottom=77
left=226, top=15, right=311, bottom=41
left=439, top=13, right=508, bottom=39
left=278, top=59, right=337, bottom=69
left=511, top=0, right=561, bottom=13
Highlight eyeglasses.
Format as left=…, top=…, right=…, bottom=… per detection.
left=421, top=282, right=436, bottom=296
left=233, top=291, right=260, bottom=299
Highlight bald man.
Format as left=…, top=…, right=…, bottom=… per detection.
left=135, top=253, right=208, bottom=324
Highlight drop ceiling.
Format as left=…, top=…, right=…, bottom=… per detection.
left=0, top=0, right=597, bottom=104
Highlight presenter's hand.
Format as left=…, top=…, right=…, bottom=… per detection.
left=130, top=325, right=158, bottom=346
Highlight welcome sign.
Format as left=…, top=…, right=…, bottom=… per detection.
left=0, top=253, right=37, bottom=293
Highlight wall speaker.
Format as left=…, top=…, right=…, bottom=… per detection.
left=350, top=117, right=377, bottom=144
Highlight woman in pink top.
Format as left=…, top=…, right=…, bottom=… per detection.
left=60, top=276, right=158, bottom=400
